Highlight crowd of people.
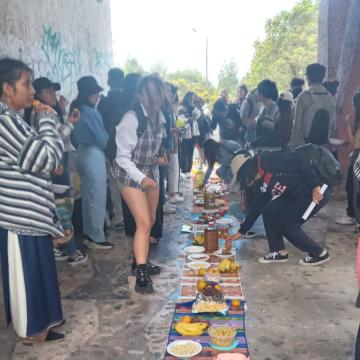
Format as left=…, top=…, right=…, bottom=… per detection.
left=0, top=56, right=358, bottom=352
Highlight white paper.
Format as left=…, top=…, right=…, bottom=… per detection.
left=302, top=184, right=328, bottom=221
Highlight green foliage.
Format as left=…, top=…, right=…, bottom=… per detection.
left=218, top=59, right=239, bottom=98
left=243, top=0, right=319, bottom=91
left=150, top=62, right=168, bottom=78
left=123, top=57, right=144, bottom=74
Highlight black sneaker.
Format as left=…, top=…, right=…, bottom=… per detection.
left=135, top=264, right=154, bottom=294
left=68, top=250, right=88, bottom=266
left=299, top=250, right=330, bottom=266
left=258, top=251, right=289, bottom=264
left=45, top=330, right=65, bottom=342
left=84, top=238, right=114, bottom=250
left=131, top=260, right=161, bottom=276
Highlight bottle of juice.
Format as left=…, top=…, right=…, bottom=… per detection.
left=204, top=222, right=219, bottom=253
left=194, top=169, right=205, bottom=190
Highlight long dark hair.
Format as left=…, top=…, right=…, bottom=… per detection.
left=236, top=156, right=258, bottom=209
left=203, top=139, right=221, bottom=167
left=69, top=92, right=93, bottom=113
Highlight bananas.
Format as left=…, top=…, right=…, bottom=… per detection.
left=218, top=259, right=240, bottom=273
left=175, top=322, right=208, bottom=336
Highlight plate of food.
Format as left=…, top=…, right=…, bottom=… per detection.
left=188, top=253, right=209, bottom=261
left=184, top=246, right=205, bottom=254
left=213, top=248, right=236, bottom=259
left=187, top=261, right=211, bottom=270
left=215, top=218, right=233, bottom=227
left=166, top=340, right=202, bottom=358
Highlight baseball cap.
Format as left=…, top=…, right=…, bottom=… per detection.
left=33, top=77, right=61, bottom=94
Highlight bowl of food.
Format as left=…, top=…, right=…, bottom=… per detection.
left=166, top=340, right=202, bottom=359
left=187, top=261, right=211, bottom=270
left=208, top=324, right=237, bottom=348
left=188, top=253, right=210, bottom=262
left=184, top=246, right=205, bottom=254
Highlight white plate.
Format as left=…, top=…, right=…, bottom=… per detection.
left=51, top=184, right=70, bottom=194
left=215, top=218, right=233, bottom=226
left=207, top=184, right=222, bottom=192
left=188, top=253, right=210, bottom=261
left=213, top=249, right=236, bottom=259
left=184, top=246, right=205, bottom=254
left=166, top=340, right=202, bottom=358
left=187, top=261, right=211, bottom=270
left=194, top=199, right=204, bottom=205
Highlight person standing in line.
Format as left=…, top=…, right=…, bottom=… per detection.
left=97, top=68, right=125, bottom=230
left=112, top=76, right=166, bottom=294
left=236, top=84, right=248, bottom=109
left=29, top=77, right=87, bottom=265
left=240, top=88, right=261, bottom=143
left=277, top=91, right=295, bottom=149
left=290, top=77, right=305, bottom=102
left=178, top=91, right=201, bottom=177
left=70, top=76, right=113, bottom=250
left=0, top=58, right=65, bottom=342
left=250, top=79, right=282, bottom=151
left=289, top=63, right=336, bottom=149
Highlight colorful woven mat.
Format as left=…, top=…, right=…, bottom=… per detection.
left=164, top=300, right=249, bottom=359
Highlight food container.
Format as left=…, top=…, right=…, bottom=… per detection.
left=204, top=272, right=221, bottom=283
left=208, top=325, right=237, bottom=348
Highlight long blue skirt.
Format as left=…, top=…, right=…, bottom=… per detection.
left=0, top=228, right=63, bottom=337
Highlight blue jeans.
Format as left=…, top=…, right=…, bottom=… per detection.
left=229, top=202, right=266, bottom=235
left=75, top=145, right=107, bottom=243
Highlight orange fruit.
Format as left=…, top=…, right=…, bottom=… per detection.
left=182, top=316, right=192, bottom=323
left=232, top=299, right=241, bottom=308
left=214, top=284, right=222, bottom=291
left=197, top=280, right=207, bottom=291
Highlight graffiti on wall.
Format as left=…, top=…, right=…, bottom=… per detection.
left=92, top=48, right=112, bottom=70
left=41, top=25, right=81, bottom=83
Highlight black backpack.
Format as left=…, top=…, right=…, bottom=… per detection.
left=295, top=143, right=342, bottom=186
left=306, top=108, right=331, bottom=145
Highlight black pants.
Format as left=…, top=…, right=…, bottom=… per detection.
left=261, top=190, right=330, bottom=256
left=121, top=193, right=163, bottom=239
left=180, top=138, right=195, bottom=173
left=346, top=164, right=355, bottom=218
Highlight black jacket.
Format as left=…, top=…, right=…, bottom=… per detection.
left=238, top=151, right=322, bottom=234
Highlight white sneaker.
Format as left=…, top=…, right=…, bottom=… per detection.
left=163, top=203, right=176, bottom=214
left=335, top=215, right=356, bottom=225
left=169, top=194, right=185, bottom=204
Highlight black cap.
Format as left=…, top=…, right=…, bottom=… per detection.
left=33, top=77, right=61, bottom=94
left=77, top=76, right=104, bottom=96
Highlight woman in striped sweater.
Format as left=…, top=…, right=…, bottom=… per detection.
left=0, top=58, right=65, bottom=342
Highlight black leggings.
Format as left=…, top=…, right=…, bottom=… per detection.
left=180, top=138, right=196, bottom=173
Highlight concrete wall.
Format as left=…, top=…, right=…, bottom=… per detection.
left=318, top=0, right=360, bottom=140
left=0, top=0, right=113, bottom=100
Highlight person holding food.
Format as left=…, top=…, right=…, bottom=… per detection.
left=226, top=151, right=331, bottom=266
left=26, top=77, right=87, bottom=265
left=0, top=58, right=65, bottom=342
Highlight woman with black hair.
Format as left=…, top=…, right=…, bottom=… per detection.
left=70, top=76, right=112, bottom=250
left=112, top=75, right=167, bottom=294
left=178, top=91, right=201, bottom=176
left=202, top=138, right=242, bottom=186
left=29, top=77, right=87, bottom=265
left=0, top=58, right=64, bottom=341
left=251, top=79, right=282, bottom=150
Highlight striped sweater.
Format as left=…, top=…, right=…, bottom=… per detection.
left=0, top=101, right=64, bottom=237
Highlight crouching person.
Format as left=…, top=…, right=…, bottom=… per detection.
left=227, top=150, right=331, bottom=266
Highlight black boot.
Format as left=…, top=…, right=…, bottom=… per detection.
left=135, top=264, right=154, bottom=294
left=131, top=259, right=161, bottom=276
